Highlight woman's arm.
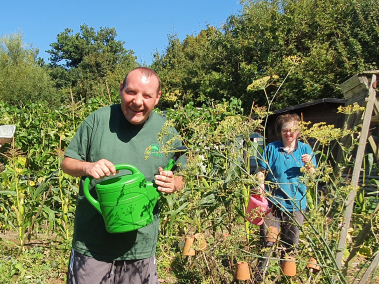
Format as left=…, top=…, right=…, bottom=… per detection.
left=256, top=167, right=266, bottom=194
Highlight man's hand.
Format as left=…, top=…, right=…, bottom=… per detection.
left=84, top=159, right=117, bottom=179
left=61, top=157, right=116, bottom=179
left=155, top=167, right=183, bottom=193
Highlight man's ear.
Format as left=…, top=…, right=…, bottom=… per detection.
left=155, top=91, right=162, bottom=106
left=119, top=81, right=124, bottom=93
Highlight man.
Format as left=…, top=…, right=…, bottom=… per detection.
left=62, top=67, right=186, bottom=284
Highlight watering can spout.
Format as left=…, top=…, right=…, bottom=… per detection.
left=163, top=146, right=188, bottom=171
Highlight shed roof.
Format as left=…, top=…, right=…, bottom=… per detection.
left=272, top=98, right=346, bottom=115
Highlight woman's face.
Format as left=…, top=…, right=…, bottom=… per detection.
left=281, top=121, right=299, bottom=144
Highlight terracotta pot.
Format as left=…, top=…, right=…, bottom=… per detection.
left=266, top=226, right=279, bottom=243
left=222, top=233, right=229, bottom=240
left=281, top=257, right=296, bottom=276
left=306, top=257, right=321, bottom=272
left=182, top=236, right=196, bottom=256
left=0, top=137, right=12, bottom=144
left=194, top=233, right=207, bottom=252
left=235, top=261, right=251, bottom=280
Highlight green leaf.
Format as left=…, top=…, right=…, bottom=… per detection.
left=33, top=181, right=48, bottom=199
left=42, top=205, right=56, bottom=224
left=0, top=191, right=16, bottom=196
left=343, top=248, right=350, bottom=259
left=15, top=262, right=23, bottom=271
left=199, top=193, right=216, bottom=205
left=358, top=246, right=372, bottom=258
left=234, top=205, right=246, bottom=219
left=367, top=153, right=374, bottom=175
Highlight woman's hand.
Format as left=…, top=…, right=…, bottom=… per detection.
left=301, top=154, right=315, bottom=173
left=301, top=154, right=312, bottom=164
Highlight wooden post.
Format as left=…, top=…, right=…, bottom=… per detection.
left=335, top=74, right=377, bottom=269
left=358, top=247, right=379, bottom=284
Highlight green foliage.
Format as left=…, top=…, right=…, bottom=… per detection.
left=0, top=97, right=378, bottom=282
left=0, top=32, right=57, bottom=106
left=152, top=28, right=229, bottom=108
left=0, top=238, right=70, bottom=283
left=0, top=99, right=102, bottom=243
left=153, top=0, right=379, bottom=112
left=165, top=97, right=245, bottom=140
left=153, top=98, right=379, bottom=283
left=47, top=24, right=138, bottom=103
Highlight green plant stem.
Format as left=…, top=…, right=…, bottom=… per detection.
left=242, top=185, right=250, bottom=242
left=16, top=185, right=52, bottom=258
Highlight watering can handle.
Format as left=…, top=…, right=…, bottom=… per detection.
left=83, top=164, right=141, bottom=215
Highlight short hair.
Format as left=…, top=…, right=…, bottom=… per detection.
left=122, top=67, right=161, bottom=94
left=275, top=113, right=301, bottom=137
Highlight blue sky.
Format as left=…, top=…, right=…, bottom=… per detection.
left=1, top=0, right=242, bottom=65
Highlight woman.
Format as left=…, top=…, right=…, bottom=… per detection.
left=255, top=113, right=316, bottom=280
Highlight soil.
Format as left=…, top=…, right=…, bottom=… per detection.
left=1, top=232, right=378, bottom=283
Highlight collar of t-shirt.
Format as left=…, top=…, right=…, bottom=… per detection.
left=279, top=139, right=298, bottom=154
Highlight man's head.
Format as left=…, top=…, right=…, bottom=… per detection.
left=119, top=67, right=162, bottom=125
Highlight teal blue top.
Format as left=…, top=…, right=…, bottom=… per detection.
left=258, top=140, right=316, bottom=212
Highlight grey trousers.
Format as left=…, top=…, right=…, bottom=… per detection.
left=66, top=249, right=159, bottom=284
left=260, top=206, right=305, bottom=256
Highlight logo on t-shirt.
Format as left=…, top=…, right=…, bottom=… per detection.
left=150, top=144, right=162, bottom=157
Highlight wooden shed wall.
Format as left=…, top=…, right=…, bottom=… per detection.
left=263, top=102, right=346, bottom=144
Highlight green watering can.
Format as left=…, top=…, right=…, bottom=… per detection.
left=83, top=147, right=187, bottom=233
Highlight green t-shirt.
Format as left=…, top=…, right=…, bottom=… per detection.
left=64, top=105, right=186, bottom=261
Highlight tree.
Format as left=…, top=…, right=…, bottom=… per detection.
left=47, top=24, right=138, bottom=103
left=152, top=0, right=379, bottom=112
left=236, top=0, right=379, bottom=109
left=0, top=32, right=57, bottom=106
left=152, top=27, right=236, bottom=108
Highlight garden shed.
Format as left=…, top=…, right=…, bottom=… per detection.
left=262, top=98, right=346, bottom=144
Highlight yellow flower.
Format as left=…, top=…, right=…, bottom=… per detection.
left=284, top=55, right=303, bottom=65
left=247, top=76, right=271, bottom=91
left=337, top=104, right=365, bottom=114
left=16, top=157, right=27, bottom=166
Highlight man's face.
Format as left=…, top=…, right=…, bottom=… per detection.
left=119, top=70, right=161, bottom=125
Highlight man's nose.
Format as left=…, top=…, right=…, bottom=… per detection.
left=133, top=93, right=143, bottom=105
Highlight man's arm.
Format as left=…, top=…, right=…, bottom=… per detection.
left=61, top=157, right=117, bottom=179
